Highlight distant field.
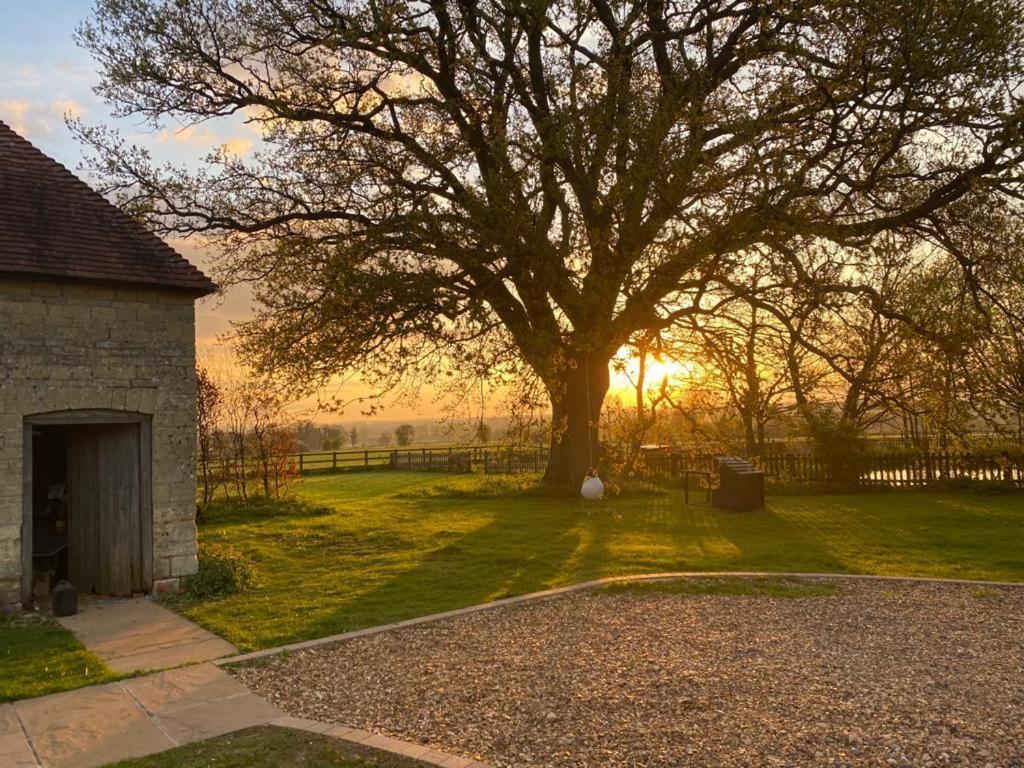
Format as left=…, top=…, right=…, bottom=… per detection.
left=174, top=472, right=1024, bottom=651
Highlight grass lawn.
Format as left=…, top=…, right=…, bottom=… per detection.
left=0, top=614, right=120, bottom=703
left=174, top=472, right=1024, bottom=652
left=598, top=575, right=843, bottom=598
left=103, top=726, right=431, bottom=768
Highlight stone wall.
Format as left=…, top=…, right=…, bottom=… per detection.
left=0, top=278, right=200, bottom=609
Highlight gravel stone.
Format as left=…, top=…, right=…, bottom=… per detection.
left=232, top=580, right=1024, bottom=767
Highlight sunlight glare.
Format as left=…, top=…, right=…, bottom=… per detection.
left=610, top=347, right=695, bottom=393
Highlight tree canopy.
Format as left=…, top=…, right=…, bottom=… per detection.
left=77, top=0, right=1024, bottom=482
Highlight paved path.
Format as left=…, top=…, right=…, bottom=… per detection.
left=0, top=596, right=492, bottom=767
left=0, top=665, right=491, bottom=768
left=57, top=598, right=236, bottom=674
left=1, top=663, right=281, bottom=768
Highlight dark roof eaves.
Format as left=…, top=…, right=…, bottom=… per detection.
left=0, top=268, right=219, bottom=298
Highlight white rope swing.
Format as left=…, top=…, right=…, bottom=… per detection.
left=580, top=351, right=604, bottom=501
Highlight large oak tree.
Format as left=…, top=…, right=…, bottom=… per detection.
left=78, top=0, right=1024, bottom=483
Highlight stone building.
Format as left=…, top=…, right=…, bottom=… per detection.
left=0, top=120, right=216, bottom=610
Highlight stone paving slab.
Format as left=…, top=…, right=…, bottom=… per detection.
left=0, top=704, right=38, bottom=768
left=155, top=694, right=282, bottom=745
left=122, top=662, right=248, bottom=714
left=57, top=598, right=236, bottom=674
left=125, top=664, right=282, bottom=745
left=3, top=664, right=283, bottom=768
left=14, top=682, right=173, bottom=768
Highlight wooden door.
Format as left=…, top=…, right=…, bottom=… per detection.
left=67, top=424, right=143, bottom=596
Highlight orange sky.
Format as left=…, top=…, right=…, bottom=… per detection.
left=0, top=4, right=655, bottom=426
left=184, top=232, right=649, bottom=424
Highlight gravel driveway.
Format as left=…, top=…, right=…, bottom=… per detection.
left=233, top=579, right=1024, bottom=767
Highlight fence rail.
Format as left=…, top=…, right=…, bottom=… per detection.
left=481, top=447, right=549, bottom=474
left=639, top=450, right=1024, bottom=488
left=281, top=445, right=535, bottom=474
left=759, top=451, right=1024, bottom=487
left=259, top=444, right=1024, bottom=489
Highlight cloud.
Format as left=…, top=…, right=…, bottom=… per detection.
left=0, top=100, right=31, bottom=134
left=158, top=124, right=219, bottom=145
left=0, top=97, right=86, bottom=139
left=155, top=123, right=257, bottom=157
left=223, top=137, right=254, bottom=156
left=52, top=98, right=87, bottom=121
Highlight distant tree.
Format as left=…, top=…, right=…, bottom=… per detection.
left=241, top=379, right=300, bottom=497
left=207, top=363, right=300, bottom=500
left=195, top=365, right=221, bottom=507
left=395, top=424, right=415, bottom=447
left=474, top=421, right=492, bottom=444
left=953, top=217, right=1024, bottom=443
left=378, top=431, right=390, bottom=447
left=78, top=0, right=1024, bottom=483
left=348, top=426, right=359, bottom=448
left=294, top=420, right=321, bottom=453
left=673, top=297, right=795, bottom=459
left=973, top=303, right=1024, bottom=442
left=789, top=251, right=919, bottom=445
left=320, top=426, right=343, bottom=452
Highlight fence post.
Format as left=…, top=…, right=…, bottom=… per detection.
left=299, top=453, right=304, bottom=473
left=332, top=451, right=337, bottom=471
left=364, top=450, right=369, bottom=468
left=483, top=450, right=489, bottom=474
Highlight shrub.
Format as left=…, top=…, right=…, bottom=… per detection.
left=185, top=543, right=256, bottom=599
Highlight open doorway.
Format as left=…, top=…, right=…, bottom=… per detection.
left=23, top=412, right=153, bottom=604
left=30, top=425, right=70, bottom=598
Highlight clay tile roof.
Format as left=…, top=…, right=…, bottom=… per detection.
left=0, top=119, right=216, bottom=297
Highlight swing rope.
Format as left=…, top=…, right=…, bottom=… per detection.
left=579, top=350, right=605, bottom=501
left=584, top=351, right=594, bottom=471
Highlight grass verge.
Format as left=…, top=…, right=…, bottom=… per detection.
left=599, top=576, right=842, bottom=598
left=102, top=726, right=433, bottom=768
left=0, top=613, right=120, bottom=703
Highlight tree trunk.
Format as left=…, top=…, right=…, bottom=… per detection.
left=741, top=409, right=756, bottom=457
left=543, top=352, right=611, bottom=486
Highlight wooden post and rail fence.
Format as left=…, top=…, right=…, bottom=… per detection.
left=211, top=444, right=1024, bottom=490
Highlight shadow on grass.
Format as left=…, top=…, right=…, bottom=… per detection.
left=313, top=491, right=850, bottom=640
left=181, top=475, right=1024, bottom=651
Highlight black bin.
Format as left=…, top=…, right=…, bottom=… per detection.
left=711, top=456, right=764, bottom=511
left=51, top=580, right=78, bottom=617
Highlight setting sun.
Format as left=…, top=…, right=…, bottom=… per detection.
left=610, top=347, right=695, bottom=393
